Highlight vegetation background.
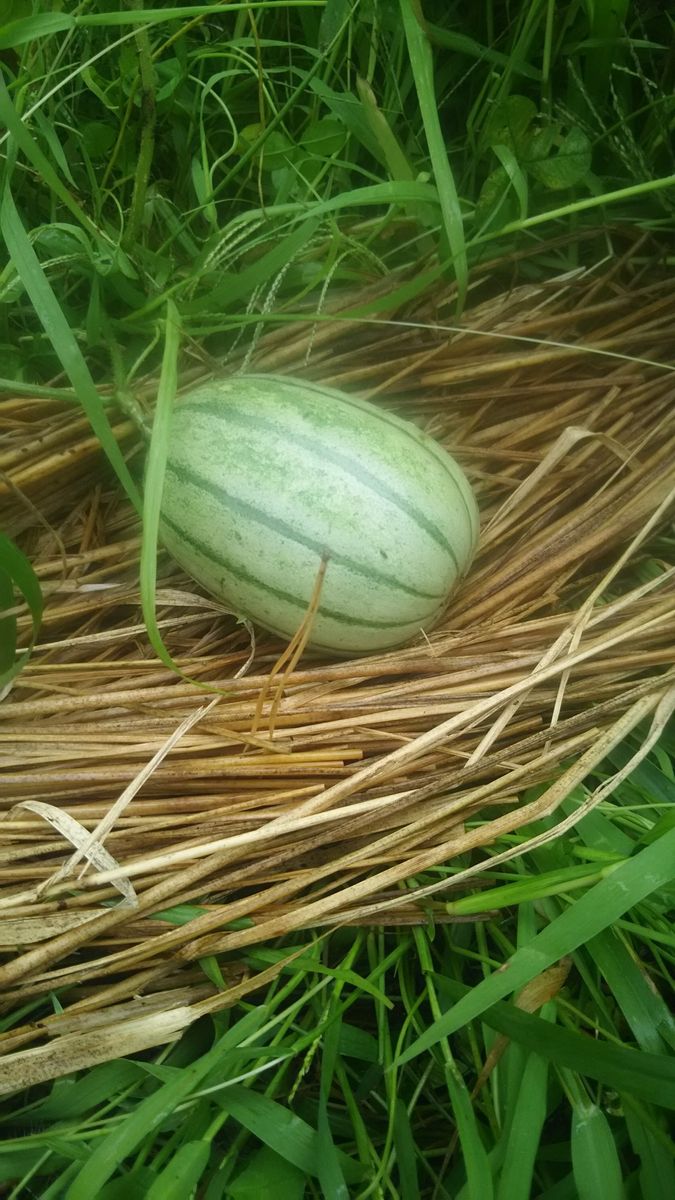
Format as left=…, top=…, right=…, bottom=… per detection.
left=0, top=1, right=674, bottom=1197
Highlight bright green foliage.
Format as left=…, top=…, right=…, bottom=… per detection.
left=0, top=0, right=673, bottom=391
left=0, top=533, right=43, bottom=691
left=1, top=3, right=675, bottom=1196
left=1, top=739, right=674, bottom=1196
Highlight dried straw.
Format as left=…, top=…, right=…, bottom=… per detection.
left=1, top=247, right=674, bottom=1090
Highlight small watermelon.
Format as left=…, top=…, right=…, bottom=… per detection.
left=159, top=374, right=479, bottom=654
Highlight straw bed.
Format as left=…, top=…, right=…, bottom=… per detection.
left=1, top=252, right=674, bottom=1089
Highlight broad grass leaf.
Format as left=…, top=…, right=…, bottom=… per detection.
left=494, top=1003, right=555, bottom=1200
left=393, top=1098, right=421, bottom=1200
left=425, top=24, right=541, bottom=80
left=482, top=95, right=537, bottom=154
left=0, top=533, right=43, bottom=690
left=98, top=1171, right=158, bottom=1200
left=357, top=76, right=415, bottom=183
left=214, top=1084, right=363, bottom=1184
left=625, top=1108, right=675, bottom=1200
left=587, top=929, right=675, bottom=1055
left=0, top=14, right=73, bottom=48
left=571, top=1104, right=624, bottom=1200
left=30, top=1062, right=146, bottom=1121
left=145, top=1141, right=210, bottom=1200
left=527, top=127, right=592, bottom=189
left=338, top=1023, right=379, bottom=1062
left=64, top=1008, right=266, bottom=1200
left=228, top=1147, right=305, bottom=1200
left=395, top=826, right=675, bottom=1067
left=317, top=1105, right=349, bottom=1200
left=433, top=975, right=675, bottom=1109
left=0, top=1150, right=76, bottom=1186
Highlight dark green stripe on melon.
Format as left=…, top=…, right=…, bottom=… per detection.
left=160, top=374, right=479, bottom=653
left=164, top=460, right=447, bottom=602
left=160, top=512, right=440, bottom=633
left=177, top=397, right=464, bottom=566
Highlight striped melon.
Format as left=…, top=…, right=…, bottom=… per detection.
left=159, top=374, right=479, bottom=654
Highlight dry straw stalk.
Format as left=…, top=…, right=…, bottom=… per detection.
left=1, top=246, right=674, bottom=1089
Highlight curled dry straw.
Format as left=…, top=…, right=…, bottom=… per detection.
left=1, top=249, right=675, bottom=1089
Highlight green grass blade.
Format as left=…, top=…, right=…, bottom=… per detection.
left=625, top=1109, right=675, bottom=1200
left=395, top=825, right=675, bottom=1066
left=480, top=173, right=675, bottom=244
left=492, top=143, right=528, bottom=221
left=433, top=976, right=675, bottom=1109
left=0, top=533, right=43, bottom=690
left=317, top=1018, right=349, bottom=1200
left=400, top=0, right=468, bottom=310
left=64, top=1009, right=265, bottom=1200
left=412, top=930, right=493, bottom=1200
left=317, top=1106, right=349, bottom=1200
left=139, top=299, right=181, bottom=674
left=144, top=1141, right=210, bottom=1200
left=214, top=1084, right=363, bottom=1184
left=0, top=15, right=74, bottom=48
left=571, top=1103, right=624, bottom=1200
left=587, top=929, right=675, bottom=1055
left=393, top=1098, right=421, bottom=1200
left=227, top=1146, right=306, bottom=1200
left=445, top=861, right=609, bottom=914
left=495, top=1003, right=555, bottom=1200
left=30, top=1063, right=144, bottom=1121
left=0, top=187, right=141, bottom=514
left=356, top=76, right=415, bottom=183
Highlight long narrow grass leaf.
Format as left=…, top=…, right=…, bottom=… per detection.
left=400, top=0, right=468, bottom=309
left=0, top=188, right=141, bottom=514
left=0, top=533, right=43, bottom=690
left=571, top=1104, right=624, bottom=1200
left=432, top=977, right=675, bottom=1109
left=64, top=1009, right=265, bottom=1200
left=495, top=1004, right=554, bottom=1200
left=140, top=300, right=181, bottom=673
left=144, top=1141, right=210, bottom=1200
left=396, top=826, right=675, bottom=1066
left=214, top=1085, right=363, bottom=1184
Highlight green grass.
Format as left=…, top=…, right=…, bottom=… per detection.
left=1, top=0, right=674, bottom=390
left=2, top=1, right=675, bottom=1195
left=1, top=734, right=674, bottom=1197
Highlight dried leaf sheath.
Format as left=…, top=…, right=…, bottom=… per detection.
left=1, top=256, right=674, bottom=1085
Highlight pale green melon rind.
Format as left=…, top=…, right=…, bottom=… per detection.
left=216, top=373, right=480, bottom=544
left=160, top=512, right=445, bottom=653
left=172, top=399, right=462, bottom=567
left=162, top=374, right=479, bottom=653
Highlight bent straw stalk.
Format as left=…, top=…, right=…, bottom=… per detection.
left=1, top=249, right=674, bottom=1084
